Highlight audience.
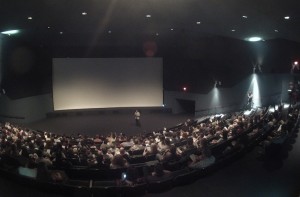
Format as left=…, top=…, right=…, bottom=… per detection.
left=0, top=104, right=296, bottom=186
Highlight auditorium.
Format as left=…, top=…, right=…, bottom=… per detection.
left=0, top=1, right=300, bottom=197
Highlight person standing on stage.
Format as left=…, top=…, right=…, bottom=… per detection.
left=134, top=110, right=141, bottom=127
left=247, top=91, right=253, bottom=108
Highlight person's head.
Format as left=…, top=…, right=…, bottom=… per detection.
left=169, top=145, right=177, bottom=155
left=164, top=138, right=171, bottom=146
left=119, top=147, right=126, bottom=155
left=150, top=143, right=158, bottom=154
left=102, top=147, right=107, bottom=154
left=111, top=154, right=126, bottom=167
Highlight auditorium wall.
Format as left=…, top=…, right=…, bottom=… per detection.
left=0, top=94, right=52, bottom=123
left=0, top=74, right=293, bottom=123
left=164, top=74, right=292, bottom=116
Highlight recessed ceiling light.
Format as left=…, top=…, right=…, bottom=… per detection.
left=231, top=29, right=236, bottom=32
left=242, top=15, right=248, bottom=18
left=156, top=33, right=159, bottom=36
left=1, top=30, right=19, bottom=35
left=60, top=31, right=63, bottom=34
left=170, top=28, right=174, bottom=31
left=284, top=16, right=290, bottom=20
left=196, top=21, right=201, bottom=25
left=47, top=26, right=51, bottom=29
left=108, top=30, right=112, bottom=34
left=247, top=37, right=262, bottom=42
left=28, top=16, right=33, bottom=20
left=274, top=29, right=279, bottom=32
left=146, top=14, right=151, bottom=18
left=82, top=12, right=87, bottom=15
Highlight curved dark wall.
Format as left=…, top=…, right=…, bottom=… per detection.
left=1, top=34, right=300, bottom=99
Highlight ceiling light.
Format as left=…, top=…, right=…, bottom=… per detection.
left=231, top=29, right=236, bottom=32
left=47, top=26, right=51, bottom=29
left=28, top=16, right=33, bottom=20
left=284, top=16, right=290, bottom=20
left=1, top=30, right=19, bottom=35
left=170, top=28, right=174, bottom=31
left=247, top=37, right=262, bottom=42
left=274, top=29, right=279, bottom=32
left=242, top=16, right=248, bottom=18
left=60, top=31, right=63, bottom=34
left=156, top=33, right=159, bottom=36
left=108, top=30, right=112, bottom=34
left=196, top=21, right=201, bottom=25
left=146, top=14, right=151, bottom=18
left=82, top=12, right=87, bottom=15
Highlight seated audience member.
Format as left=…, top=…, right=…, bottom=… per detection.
left=119, top=147, right=130, bottom=162
left=163, top=127, right=173, bottom=136
left=101, top=147, right=113, bottom=165
left=52, top=147, right=69, bottom=168
left=161, top=145, right=180, bottom=162
left=129, top=139, right=144, bottom=151
left=222, top=128, right=228, bottom=141
left=94, top=154, right=108, bottom=169
left=158, top=136, right=171, bottom=153
left=188, top=149, right=215, bottom=169
left=180, top=131, right=189, bottom=140
left=179, top=138, right=196, bottom=156
left=110, top=154, right=129, bottom=169
left=87, top=154, right=98, bottom=167
left=18, top=146, right=30, bottom=166
left=93, top=135, right=102, bottom=144
left=37, top=151, right=53, bottom=167
left=49, top=170, right=68, bottom=183
left=143, top=143, right=158, bottom=156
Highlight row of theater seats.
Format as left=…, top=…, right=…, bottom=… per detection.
left=0, top=105, right=298, bottom=197
left=0, top=153, right=241, bottom=197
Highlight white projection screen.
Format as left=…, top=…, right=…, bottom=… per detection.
left=52, top=58, right=163, bottom=110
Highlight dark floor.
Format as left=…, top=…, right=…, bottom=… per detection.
left=1, top=112, right=300, bottom=197
left=23, top=112, right=194, bottom=137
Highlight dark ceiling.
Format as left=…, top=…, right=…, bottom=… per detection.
left=1, top=0, right=300, bottom=99
left=0, top=0, right=300, bottom=47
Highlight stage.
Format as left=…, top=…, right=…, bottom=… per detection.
left=22, top=108, right=194, bottom=137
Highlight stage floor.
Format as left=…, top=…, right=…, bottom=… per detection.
left=22, top=112, right=194, bottom=137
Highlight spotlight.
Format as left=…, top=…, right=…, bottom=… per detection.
left=1, top=30, right=19, bottom=35
left=247, top=37, right=262, bottom=42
